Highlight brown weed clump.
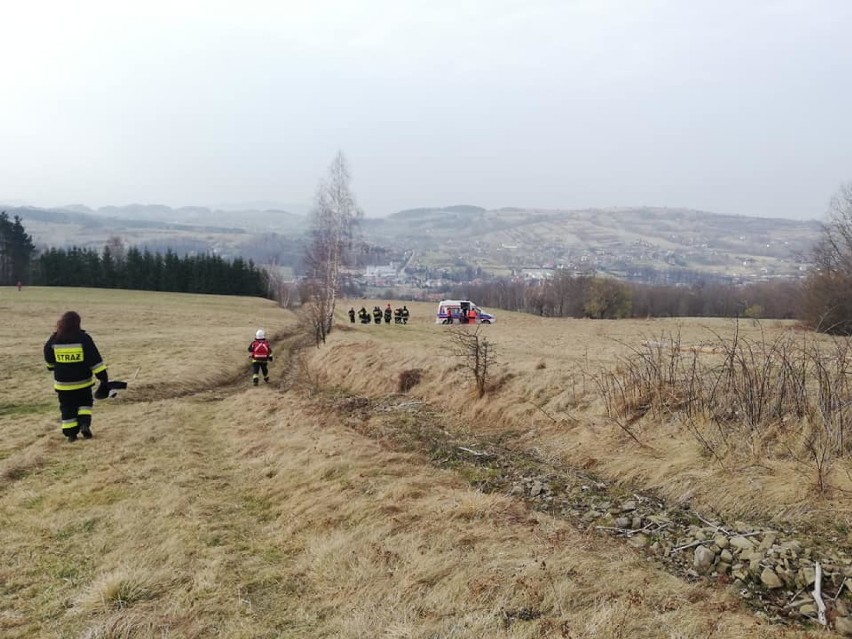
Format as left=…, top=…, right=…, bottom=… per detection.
left=398, top=369, right=423, bottom=393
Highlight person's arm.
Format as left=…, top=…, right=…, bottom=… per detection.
left=84, top=333, right=109, bottom=383
left=44, top=336, right=56, bottom=371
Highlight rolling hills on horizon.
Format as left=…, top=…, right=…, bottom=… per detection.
left=3, top=201, right=823, bottom=282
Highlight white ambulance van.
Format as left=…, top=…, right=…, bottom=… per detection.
left=435, top=300, right=496, bottom=324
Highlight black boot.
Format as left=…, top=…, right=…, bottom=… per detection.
left=81, top=427, right=93, bottom=439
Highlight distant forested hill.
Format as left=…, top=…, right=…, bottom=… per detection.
left=6, top=203, right=822, bottom=282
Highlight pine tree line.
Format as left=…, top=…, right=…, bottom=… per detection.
left=34, top=246, right=268, bottom=296
left=0, top=212, right=36, bottom=285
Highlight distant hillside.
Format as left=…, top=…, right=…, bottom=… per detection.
left=5, top=202, right=823, bottom=283
left=364, top=205, right=821, bottom=282
left=58, top=203, right=308, bottom=234
left=6, top=205, right=305, bottom=268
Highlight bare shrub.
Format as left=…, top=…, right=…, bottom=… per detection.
left=446, top=327, right=496, bottom=398
left=398, top=369, right=423, bottom=393
left=591, top=331, right=700, bottom=423
left=593, top=324, right=852, bottom=492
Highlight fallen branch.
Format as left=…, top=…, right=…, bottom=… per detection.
left=595, top=521, right=666, bottom=538
left=784, top=587, right=807, bottom=608
left=695, top=513, right=731, bottom=536
left=813, top=562, right=827, bottom=626
left=458, top=446, right=490, bottom=457
left=595, top=526, right=634, bottom=536
left=673, top=539, right=708, bottom=552
left=833, top=577, right=848, bottom=603
left=604, top=416, right=644, bottom=447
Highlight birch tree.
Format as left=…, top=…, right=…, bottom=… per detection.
left=304, top=152, right=362, bottom=344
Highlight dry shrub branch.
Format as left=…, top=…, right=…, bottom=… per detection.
left=446, top=326, right=496, bottom=398
left=594, top=325, right=852, bottom=492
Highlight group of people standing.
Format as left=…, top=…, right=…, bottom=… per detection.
left=350, top=303, right=410, bottom=325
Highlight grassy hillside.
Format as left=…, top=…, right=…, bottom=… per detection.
left=313, top=305, right=852, bottom=529
left=0, top=288, right=829, bottom=637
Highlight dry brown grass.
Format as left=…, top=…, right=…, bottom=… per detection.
left=312, top=303, right=852, bottom=532
left=0, top=289, right=826, bottom=637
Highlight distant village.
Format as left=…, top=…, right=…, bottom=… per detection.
left=348, top=232, right=811, bottom=301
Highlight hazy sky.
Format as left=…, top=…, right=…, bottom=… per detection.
left=2, top=1, right=850, bottom=219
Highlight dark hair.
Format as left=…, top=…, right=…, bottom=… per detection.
left=55, top=311, right=82, bottom=341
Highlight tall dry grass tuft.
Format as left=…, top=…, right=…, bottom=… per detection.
left=75, top=566, right=157, bottom=613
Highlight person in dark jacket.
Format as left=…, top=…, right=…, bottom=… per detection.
left=372, top=306, right=382, bottom=324
left=348, top=307, right=356, bottom=323
left=248, top=329, right=273, bottom=385
left=44, top=311, right=109, bottom=442
left=384, top=304, right=392, bottom=324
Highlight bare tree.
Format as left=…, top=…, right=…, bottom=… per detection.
left=447, top=326, right=496, bottom=398
left=264, top=267, right=298, bottom=309
left=304, top=152, right=362, bottom=344
left=804, top=182, right=852, bottom=334
left=105, top=235, right=127, bottom=264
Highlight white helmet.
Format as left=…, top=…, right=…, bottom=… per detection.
left=256, top=329, right=265, bottom=340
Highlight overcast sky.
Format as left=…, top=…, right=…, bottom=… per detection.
left=2, top=0, right=850, bottom=219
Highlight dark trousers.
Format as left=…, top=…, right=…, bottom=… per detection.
left=252, top=361, right=269, bottom=383
left=57, top=387, right=94, bottom=438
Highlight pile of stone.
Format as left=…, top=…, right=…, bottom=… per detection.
left=509, top=476, right=852, bottom=634
left=334, top=396, right=852, bottom=634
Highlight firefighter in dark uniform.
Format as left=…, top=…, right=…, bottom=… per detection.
left=248, top=329, right=273, bottom=385
left=44, top=311, right=109, bottom=442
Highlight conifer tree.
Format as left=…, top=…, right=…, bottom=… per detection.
left=0, top=212, right=36, bottom=285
